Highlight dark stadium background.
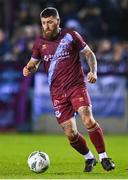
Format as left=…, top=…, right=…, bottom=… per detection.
left=0, top=0, right=128, bottom=179
left=0, top=0, right=128, bottom=133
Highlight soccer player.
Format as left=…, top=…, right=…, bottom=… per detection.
left=23, top=7, right=115, bottom=172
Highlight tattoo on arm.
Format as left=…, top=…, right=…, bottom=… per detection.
left=83, top=46, right=97, bottom=75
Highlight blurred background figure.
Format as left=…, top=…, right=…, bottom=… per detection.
left=0, top=0, right=128, bottom=133
left=0, top=28, right=12, bottom=61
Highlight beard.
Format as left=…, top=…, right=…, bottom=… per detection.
left=43, top=27, right=58, bottom=40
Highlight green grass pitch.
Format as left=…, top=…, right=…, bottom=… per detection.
left=0, top=133, right=128, bottom=179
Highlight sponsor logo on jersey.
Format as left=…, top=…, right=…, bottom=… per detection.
left=48, top=33, right=73, bottom=86
left=79, top=97, right=84, bottom=102
left=43, top=33, right=73, bottom=62
left=44, top=52, right=70, bottom=62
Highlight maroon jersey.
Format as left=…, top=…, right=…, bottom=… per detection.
left=32, top=29, right=87, bottom=95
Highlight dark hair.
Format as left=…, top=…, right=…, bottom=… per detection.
left=40, top=7, right=59, bottom=18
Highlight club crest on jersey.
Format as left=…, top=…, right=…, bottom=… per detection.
left=60, top=39, right=66, bottom=45
left=42, top=44, right=47, bottom=49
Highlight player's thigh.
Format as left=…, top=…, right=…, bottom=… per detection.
left=71, top=87, right=91, bottom=111
left=78, top=105, right=94, bottom=119
left=70, top=87, right=95, bottom=126
left=78, top=106, right=95, bottom=127
left=52, top=95, right=74, bottom=124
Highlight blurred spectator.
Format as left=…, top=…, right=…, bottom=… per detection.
left=14, top=2, right=33, bottom=28
left=60, top=1, right=78, bottom=25
left=65, top=19, right=84, bottom=34
left=101, top=0, right=121, bottom=38
left=78, top=4, right=104, bottom=40
left=0, top=28, right=12, bottom=61
left=0, top=0, right=127, bottom=64
left=96, top=39, right=113, bottom=61
left=11, top=24, right=40, bottom=65
left=112, top=42, right=125, bottom=62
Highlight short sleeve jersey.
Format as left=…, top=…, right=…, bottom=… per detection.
left=32, top=29, right=87, bottom=95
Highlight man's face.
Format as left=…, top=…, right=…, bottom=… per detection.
left=41, top=16, right=60, bottom=39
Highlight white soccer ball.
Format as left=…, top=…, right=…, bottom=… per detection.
left=27, top=151, right=50, bottom=173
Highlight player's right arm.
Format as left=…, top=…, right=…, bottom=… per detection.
left=23, top=38, right=41, bottom=76
left=23, top=58, right=41, bottom=76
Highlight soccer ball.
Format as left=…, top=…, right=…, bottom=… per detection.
left=27, top=151, right=50, bottom=173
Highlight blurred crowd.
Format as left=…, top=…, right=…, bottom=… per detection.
left=0, top=0, right=128, bottom=66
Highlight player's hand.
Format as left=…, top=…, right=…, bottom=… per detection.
left=87, top=72, right=97, bottom=83
left=23, top=66, right=32, bottom=76
left=23, top=61, right=37, bottom=76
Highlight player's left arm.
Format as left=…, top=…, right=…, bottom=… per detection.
left=81, top=45, right=97, bottom=83
left=71, top=31, right=97, bottom=83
